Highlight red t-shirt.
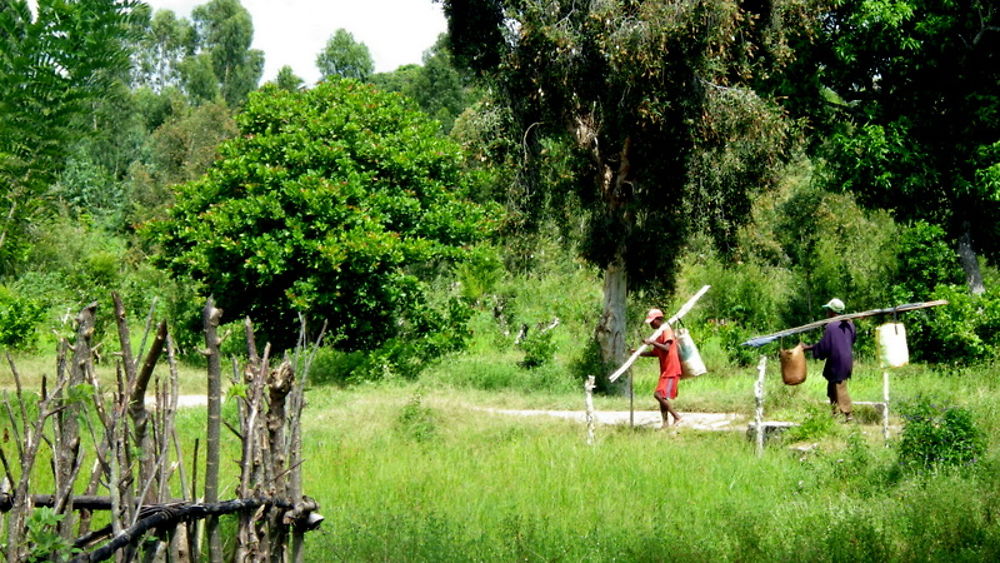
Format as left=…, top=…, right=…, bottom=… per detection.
left=654, top=326, right=682, bottom=379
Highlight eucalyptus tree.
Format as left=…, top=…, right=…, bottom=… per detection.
left=442, top=0, right=815, bottom=372
left=316, top=28, right=374, bottom=81
left=372, top=35, right=473, bottom=134
left=272, top=65, right=305, bottom=91
left=129, top=4, right=196, bottom=92
left=189, top=0, right=264, bottom=106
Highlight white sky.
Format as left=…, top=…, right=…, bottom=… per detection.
left=142, top=0, right=449, bottom=85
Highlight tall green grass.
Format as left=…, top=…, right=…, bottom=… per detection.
left=299, top=378, right=1000, bottom=561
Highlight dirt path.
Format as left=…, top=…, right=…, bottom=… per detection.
left=482, top=408, right=748, bottom=431
left=156, top=395, right=746, bottom=431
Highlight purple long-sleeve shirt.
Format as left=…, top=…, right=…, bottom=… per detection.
left=811, top=320, right=856, bottom=383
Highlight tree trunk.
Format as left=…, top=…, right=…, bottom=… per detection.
left=595, top=251, right=628, bottom=389
left=958, top=223, right=985, bottom=295
left=203, top=299, right=224, bottom=563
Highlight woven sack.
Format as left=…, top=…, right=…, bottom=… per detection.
left=779, top=343, right=807, bottom=385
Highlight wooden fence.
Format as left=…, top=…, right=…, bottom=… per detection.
left=0, top=295, right=323, bottom=562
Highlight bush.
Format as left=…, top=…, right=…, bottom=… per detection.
left=518, top=327, right=556, bottom=369
left=308, top=346, right=365, bottom=386
left=905, top=284, right=1000, bottom=364
left=785, top=403, right=838, bottom=442
left=896, top=396, right=986, bottom=472
left=891, top=220, right=964, bottom=301
left=0, top=286, right=44, bottom=349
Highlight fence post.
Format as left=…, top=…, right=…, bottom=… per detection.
left=755, top=355, right=767, bottom=457
left=585, top=376, right=596, bottom=445
left=882, top=370, right=891, bottom=443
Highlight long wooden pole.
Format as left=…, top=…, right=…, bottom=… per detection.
left=882, top=370, right=890, bottom=443
left=608, top=285, right=711, bottom=382
left=742, top=299, right=949, bottom=347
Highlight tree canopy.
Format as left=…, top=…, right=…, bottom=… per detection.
left=316, top=28, right=374, bottom=82
left=782, top=0, right=1000, bottom=293
left=146, top=80, right=495, bottom=351
left=442, top=0, right=813, bottom=369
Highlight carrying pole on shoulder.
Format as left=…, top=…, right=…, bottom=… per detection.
left=608, top=285, right=711, bottom=383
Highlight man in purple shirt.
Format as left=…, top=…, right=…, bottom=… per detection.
left=803, top=298, right=857, bottom=422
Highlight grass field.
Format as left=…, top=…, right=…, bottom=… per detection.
left=288, top=356, right=1000, bottom=562
left=1, top=339, right=998, bottom=560
left=1, top=258, right=998, bottom=560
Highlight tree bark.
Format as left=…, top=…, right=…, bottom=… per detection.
left=595, top=251, right=627, bottom=388
left=957, top=223, right=985, bottom=295
left=56, top=302, right=97, bottom=539
left=203, top=299, right=224, bottom=563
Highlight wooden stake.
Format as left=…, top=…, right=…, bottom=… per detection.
left=882, top=370, right=890, bottom=443
left=584, top=376, right=596, bottom=445
left=203, top=299, right=223, bottom=563
left=755, top=355, right=767, bottom=457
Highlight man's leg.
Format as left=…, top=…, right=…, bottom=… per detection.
left=656, top=378, right=682, bottom=425
left=836, top=380, right=852, bottom=421
left=654, top=391, right=670, bottom=426
left=826, top=381, right=839, bottom=416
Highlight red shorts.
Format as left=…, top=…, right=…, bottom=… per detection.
left=655, top=375, right=679, bottom=400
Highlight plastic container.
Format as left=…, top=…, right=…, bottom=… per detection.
left=877, top=323, right=909, bottom=368
left=676, top=328, right=707, bottom=379
left=780, top=344, right=807, bottom=385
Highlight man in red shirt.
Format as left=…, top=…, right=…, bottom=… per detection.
left=640, top=308, right=683, bottom=428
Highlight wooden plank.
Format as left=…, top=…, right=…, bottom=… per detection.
left=608, top=285, right=711, bottom=383
left=741, top=299, right=949, bottom=348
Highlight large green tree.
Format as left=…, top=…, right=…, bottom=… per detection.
left=372, top=35, right=473, bottom=134
left=147, top=80, right=494, bottom=352
left=443, top=0, right=812, bottom=371
left=783, top=0, right=1000, bottom=293
left=129, top=4, right=196, bottom=91
left=189, top=0, right=263, bottom=105
left=131, top=0, right=263, bottom=106
left=316, top=28, right=374, bottom=82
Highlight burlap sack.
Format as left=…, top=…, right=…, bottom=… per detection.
left=779, top=343, right=807, bottom=385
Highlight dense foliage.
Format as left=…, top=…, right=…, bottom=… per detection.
left=783, top=0, right=1000, bottom=289
left=316, top=28, right=374, bottom=82
left=442, top=0, right=819, bottom=370
left=0, top=0, right=137, bottom=268
left=147, top=79, right=495, bottom=354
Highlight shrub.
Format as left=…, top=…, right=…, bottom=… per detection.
left=308, top=346, right=365, bottom=386
left=896, top=396, right=986, bottom=472
left=517, top=327, right=556, bottom=369
left=905, top=284, right=1000, bottom=364
left=891, top=220, right=964, bottom=301
left=0, top=286, right=44, bottom=349
left=785, top=403, right=837, bottom=442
